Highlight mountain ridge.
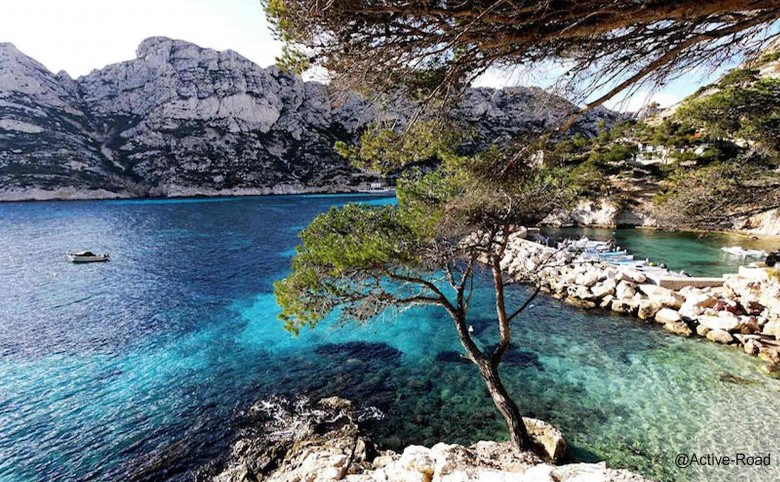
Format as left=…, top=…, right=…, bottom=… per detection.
left=0, top=37, right=620, bottom=201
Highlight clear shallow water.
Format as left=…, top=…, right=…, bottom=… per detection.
left=543, top=227, right=778, bottom=277
left=1, top=196, right=779, bottom=482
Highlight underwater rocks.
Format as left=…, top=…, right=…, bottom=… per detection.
left=209, top=396, right=652, bottom=482
left=315, top=341, right=403, bottom=363
left=495, top=233, right=780, bottom=373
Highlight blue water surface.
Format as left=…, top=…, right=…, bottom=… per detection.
left=1, top=195, right=779, bottom=482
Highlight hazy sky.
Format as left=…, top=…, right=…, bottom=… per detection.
left=0, top=0, right=727, bottom=111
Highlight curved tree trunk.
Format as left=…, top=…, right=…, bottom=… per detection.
left=447, top=248, right=532, bottom=454
left=477, top=358, right=531, bottom=452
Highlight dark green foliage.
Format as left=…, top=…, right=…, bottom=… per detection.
left=654, top=161, right=780, bottom=229
left=676, top=78, right=780, bottom=160
left=334, top=120, right=465, bottom=172
left=717, top=68, right=760, bottom=88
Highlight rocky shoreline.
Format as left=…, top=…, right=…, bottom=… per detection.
left=498, top=232, right=780, bottom=373
left=0, top=184, right=391, bottom=203
left=207, top=397, right=652, bottom=482
left=542, top=198, right=780, bottom=238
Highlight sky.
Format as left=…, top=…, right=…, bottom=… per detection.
left=0, top=0, right=728, bottom=111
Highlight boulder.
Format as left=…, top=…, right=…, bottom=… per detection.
left=637, top=300, right=662, bottom=321
left=615, top=281, right=636, bottom=300
left=738, top=316, right=761, bottom=334
left=684, top=291, right=718, bottom=309
left=397, top=445, right=436, bottom=479
left=604, top=267, right=621, bottom=280
left=696, top=324, right=711, bottom=337
left=706, top=329, right=733, bottom=344
left=758, top=346, right=780, bottom=365
left=523, top=417, right=568, bottom=462
left=610, top=299, right=634, bottom=314
left=590, top=282, right=615, bottom=299
left=655, top=308, right=682, bottom=324
left=599, top=295, right=615, bottom=309
left=763, top=319, right=780, bottom=338
left=744, top=339, right=761, bottom=356
left=575, top=272, right=599, bottom=288
left=560, top=272, right=578, bottom=285
left=568, top=285, right=594, bottom=300
left=678, top=302, right=705, bottom=321
left=637, top=285, right=684, bottom=309
left=664, top=321, right=693, bottom=337
left=566, top=297, right=597, bottom=310
left=698, top=313, right=741, bottom=332
left=619, top=268, right=647, bottom=284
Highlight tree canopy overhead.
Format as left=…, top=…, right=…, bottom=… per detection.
left=265, top=0, right=780, bottom=117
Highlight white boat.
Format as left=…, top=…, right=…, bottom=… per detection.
left=597, top=250, right=628, bottom=257
left=66, top=251, right=110, bottom=263
left=721, top=246, right=768, bottom=257
left=561, top=237, right=614, bottom=252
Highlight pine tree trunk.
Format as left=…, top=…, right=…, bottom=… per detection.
left=477, top=358, right=531, bottom=452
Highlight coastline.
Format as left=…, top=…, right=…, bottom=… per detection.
left=0, top=185, right=395, bottom=204
left=3, top=187, right=777, bottom=240
left=541, top=197, right=780, bottom=238
left=495, top=232, right=780, bottom=372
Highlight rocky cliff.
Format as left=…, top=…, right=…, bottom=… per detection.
left=0, top=37, right=619, bottom=201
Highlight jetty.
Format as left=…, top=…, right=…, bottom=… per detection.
left=558, top=236, right=725, bottom=290
left=490, top=231, right=780, bottom=373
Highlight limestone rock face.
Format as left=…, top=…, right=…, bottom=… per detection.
left=0, top=43, right=129, bottom=198
left=0, top=37, right=621, bottom=201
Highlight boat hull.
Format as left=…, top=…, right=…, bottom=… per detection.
left=67, top=255, right=110, bottom=263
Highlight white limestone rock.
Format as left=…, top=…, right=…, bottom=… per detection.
left=616, top=282, right=636, bottom=300
left=637, top=285, right=684, bottom=310
left=655, top=308, right=682, bottom=324
left=619, top=268, right=647, bottom=284
left=706, top=329, right=733, bottom=344
left=699, top=312, right=741, bottom=333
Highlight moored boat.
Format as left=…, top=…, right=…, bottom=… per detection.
left=66, top=251, right=110, bottom=263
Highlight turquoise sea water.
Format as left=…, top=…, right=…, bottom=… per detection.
left=1, top=195, right=779, bottom=482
